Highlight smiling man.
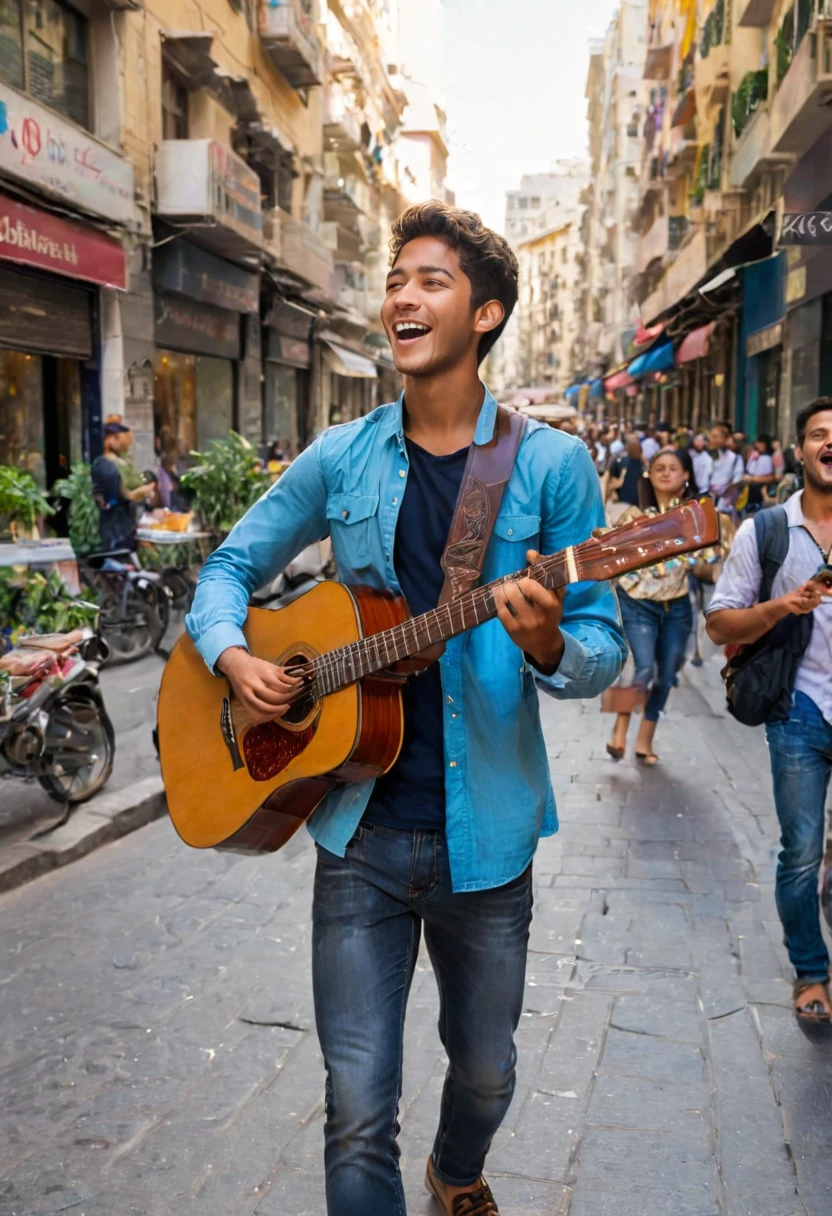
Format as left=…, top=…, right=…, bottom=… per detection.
left=707, top=399, right=832, bottom=1027
left=185, top=202, right=624, bottom=1215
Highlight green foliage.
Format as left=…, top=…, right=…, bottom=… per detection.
left=52, top=462, right=101, bottom=558
left=775, top=8, right=795, bottom=86
left=700, top=0, right=725, bottom=58
left=0, top=466, right=54, bottom=533
left=0, top=568, right=98, bottom=646
left=180, top=432, right=270, bottom=534
left=732, top=69, right=769, bottom=138
left=691, top=144, right=710, bottom=206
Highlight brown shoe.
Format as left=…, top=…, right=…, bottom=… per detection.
left=425, top=1156, right=499, bottom=1214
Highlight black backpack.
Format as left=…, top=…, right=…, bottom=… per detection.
left=721, top=507, right=813, bottom=727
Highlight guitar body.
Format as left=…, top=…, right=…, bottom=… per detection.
left=158, top=581, right=408, bottom=853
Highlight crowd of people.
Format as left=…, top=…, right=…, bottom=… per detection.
left=568, top=402, right=832, bottom=1027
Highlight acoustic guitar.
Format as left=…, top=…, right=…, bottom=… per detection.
left=158, top=497, right=719, bottom=854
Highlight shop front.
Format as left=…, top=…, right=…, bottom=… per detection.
left=0, top=192, right=126, bottom=488
left=152, top=242, right=258, bottom=464
left=263, top=299, right=316, bottom=455
left=321, top=336, right=378, bottom=426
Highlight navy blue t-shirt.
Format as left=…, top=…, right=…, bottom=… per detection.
left=363, top=437, right=468, bottom=831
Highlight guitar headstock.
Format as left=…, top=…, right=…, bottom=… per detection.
left=571, top=498, right=720, bottom=584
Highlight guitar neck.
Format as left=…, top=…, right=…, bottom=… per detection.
left=312, top=557, right=569, bottom=697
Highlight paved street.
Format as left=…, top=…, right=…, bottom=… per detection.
left=2, top=656, right=832, bottom=1216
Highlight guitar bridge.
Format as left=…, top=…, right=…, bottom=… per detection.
left=220, top=696, right=244, bottom=771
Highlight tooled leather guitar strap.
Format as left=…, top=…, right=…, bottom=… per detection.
left=438, top=407, right=528, bottom=605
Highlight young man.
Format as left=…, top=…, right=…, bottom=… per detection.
left=708, top=421, right=745, bottom=513
left=186, top=202, right=625, bottom=1215
left=707, top=399, right=832, bottom=1023
left=690, top=432, right=714, bottom=496
left=91, top=415, right=155, bottom=552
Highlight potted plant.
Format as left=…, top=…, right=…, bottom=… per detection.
left=0, top=466, right=54, bottom=542
left=180, top=432, right=270, bottom=538
left=52, top=462, right=101, bottom=557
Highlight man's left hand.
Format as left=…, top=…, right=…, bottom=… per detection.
left=493, top=549, right=566, bottom=674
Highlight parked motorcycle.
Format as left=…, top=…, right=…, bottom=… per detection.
left=0, top=625, right=115, bottom=804
left=80, top=550, right=171, bottom=664
left=250, top=539, right=335, bottom=610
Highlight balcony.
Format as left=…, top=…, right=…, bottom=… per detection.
left=264, top=207, right=336, bottom=300
left=770, top=15, right=832, bottom=157
left=695, top=42, right=730, bottom=108
left=324, top=172, right=374, bottom=220
left=259, top=0, right=323, bottom=89
left=154, top=140, right=262, bottom=265
left=324, top=85, right=362, bottom=152
left=738, top=0, right=778, bottom=24
left=643, top=41, right=673, bottom=81
left=636, top=210, right=669, bottom=273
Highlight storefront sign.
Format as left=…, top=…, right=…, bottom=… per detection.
left=264, top=328, right=310, bottom=367
left=779, top=213, right=832, bottom=245
left=746, top=321, right=784, bottom=358
left=0, top=193, right=126, bottom=288
left=154, top=241, right=258, bottom=314
left=0, top=83, right=134, bottom=225
left=154, top=294, right=241, bottom=360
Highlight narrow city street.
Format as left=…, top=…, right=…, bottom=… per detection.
left=2, top=656, right=830, bottom=1216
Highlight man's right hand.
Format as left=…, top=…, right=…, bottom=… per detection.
left=775, top=580, right=831, bottom=619
left=216, top=647, right=301, bottom=724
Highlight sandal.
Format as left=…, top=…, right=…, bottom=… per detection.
left=793, top=978, right=832, bottom=1024
left=606, top=743, right=625, bottom=761
left=635, top=752, right=660, bottom=766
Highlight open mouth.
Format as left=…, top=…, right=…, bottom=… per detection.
left=394, top=321, right=432, bottom=344
left=820, top=451, right=832, bottom=467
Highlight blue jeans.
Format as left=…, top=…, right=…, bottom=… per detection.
left=618, top=589, right=693, bottom=721
left=312, top=824, right=533, bottom=1215
left=766, top=691, right=832, bottom=983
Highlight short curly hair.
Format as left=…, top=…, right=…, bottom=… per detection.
left=389, top=201, right=519, bottom=364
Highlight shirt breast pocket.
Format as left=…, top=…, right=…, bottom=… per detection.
left=493, top=513, right=542, bottom=559
left=326, top=492, right=379, bottom=571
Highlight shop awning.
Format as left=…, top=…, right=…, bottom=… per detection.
left=322, top=339, right=377, bottom=379
left=627, top=339, right=675, bottom=378
left=604, top=369, right=635, bottom=392
left=676, top=322, right=715, bottom=364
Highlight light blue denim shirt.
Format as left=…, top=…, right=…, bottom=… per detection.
left=186, top=387, right=625, bottom=891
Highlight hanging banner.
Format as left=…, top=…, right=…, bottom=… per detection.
left=779, top=213, right=832, bottom=246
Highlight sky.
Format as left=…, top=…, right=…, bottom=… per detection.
left=439, top=0, right=621, bottom=232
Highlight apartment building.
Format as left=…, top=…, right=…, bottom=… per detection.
left=0, top=0, right=452, bottom=482
left=590, top=0, right=832, bottom=439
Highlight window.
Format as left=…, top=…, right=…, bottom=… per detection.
left=0, top=0, right=89, bottom=129
left=162, top=64, right=188, bottom=140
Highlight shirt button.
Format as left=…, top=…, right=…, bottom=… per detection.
left=449, top=760, right=457, bottom=768
left=392, top=496, right=398, bottom=505
left=342, top=509, right=350, bottom=520
left=446, top=695, right=454, bottom=704
left=451, top=712, right=458, bottom=719
left=507, top=528, right=513, bottom=536
left=399, top=469, right=406, bottom=478
left=385, top=553, right=391, bottom=562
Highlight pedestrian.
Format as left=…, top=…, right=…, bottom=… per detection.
left=91, top=416, right=157, bottom=553
left=604, top=433, right=644, bottom=523
left=690, top=432, right=714, bottom=495
left=605, top=448, right=696, bottom=765
left=708, top=421, right=745, bottom=515
left=185, top=200, right=625, bottom=1215
left=741, top=434, right=779, bottom=514
left=706, top=398, right=832, bottom=1026
left=641, top=428, right=660, bottom=461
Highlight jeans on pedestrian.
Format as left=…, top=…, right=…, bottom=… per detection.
left=766, top=690, right=832, bottom=983
left=311, top=823, right=533, bottom=1216
left=617, top=589, right=693, bottom=722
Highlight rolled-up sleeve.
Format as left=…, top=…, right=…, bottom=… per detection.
left=185, top=440, right=329, bottom=672
left=532, top=440, right=626, bottom=698
left=706, top=519, right=761, bottom=613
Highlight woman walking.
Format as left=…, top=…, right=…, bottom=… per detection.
left=607, top=449, right=696, bottom=765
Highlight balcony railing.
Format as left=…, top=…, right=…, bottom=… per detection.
left=154, top=139, right=262, bottom=264
left=771, top=5, right=832, bottom=157
left=259, top=0, right=323, bottom=89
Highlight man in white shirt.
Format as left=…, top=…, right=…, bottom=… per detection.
left=706, top=398, right=832, bottom=1024
left=708, top=422, right=744, bottom=512
left=690, top=433, right=713, bottom=495
left=641, top=430, right=659, bottom=461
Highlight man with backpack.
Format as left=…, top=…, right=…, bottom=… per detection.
left=706, top=399, right=832, bottom=1026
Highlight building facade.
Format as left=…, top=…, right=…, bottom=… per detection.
left=0, top=0, right=452, bottom=486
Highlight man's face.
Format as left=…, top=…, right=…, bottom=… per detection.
left=693, top=435, right=705, bottom=451
left=797, top=409, right=832, bottom=494
left=381, top=235, right=502, bottom=378
left=709, top=426, right=728, bottom=450
left=117, top=430, right=133, bottom=455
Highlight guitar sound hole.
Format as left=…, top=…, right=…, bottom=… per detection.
left=282, top=655, right=315, bottom=726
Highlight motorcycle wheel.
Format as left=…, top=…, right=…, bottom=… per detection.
left=133, top=577, right=170, bottom=650
left=38, top=693, right=116, bottom=804
left=162, top=567, right=194, bottom=612
left=100, top=595, right=155, bottom=664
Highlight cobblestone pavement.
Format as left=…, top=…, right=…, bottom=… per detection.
left=2, top=658, right=832, bottom=1216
